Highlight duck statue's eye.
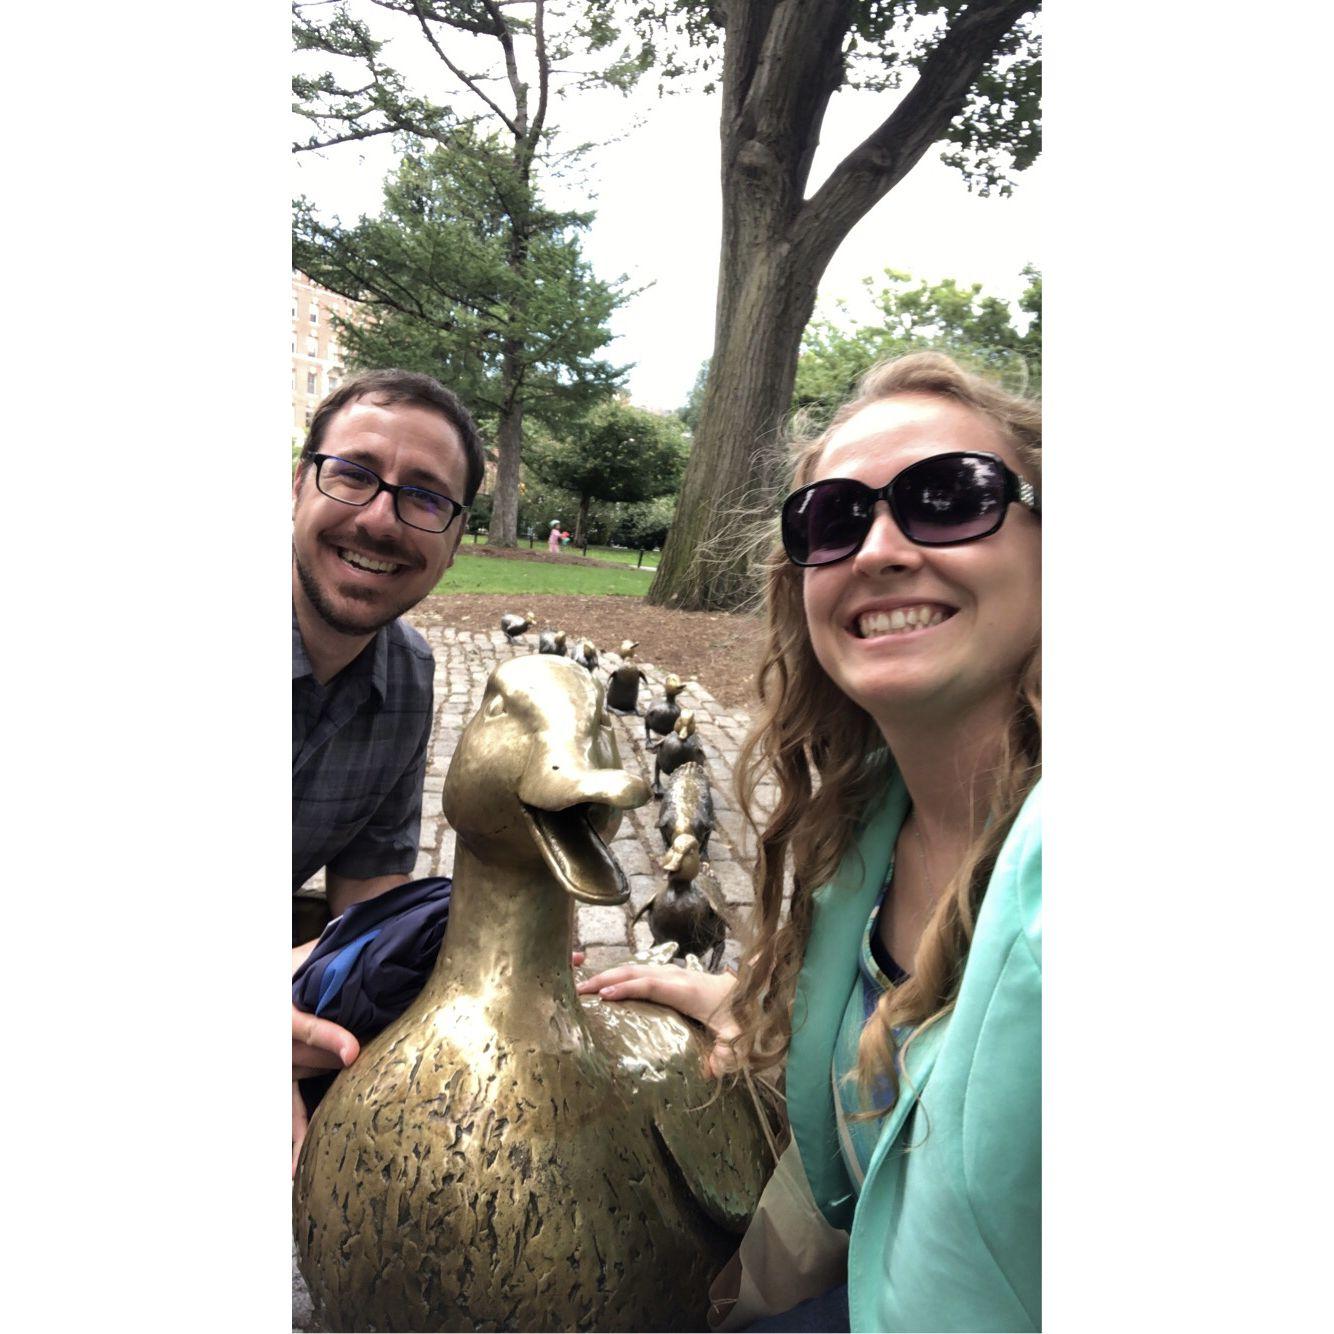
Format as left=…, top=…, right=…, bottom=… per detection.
left=484, top=695, right=507, bottom=720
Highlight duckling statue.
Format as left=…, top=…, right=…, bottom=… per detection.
left=637, top=834, right=729, bottom=972
left=605, top=640, right=648, bottom=714
left=657, top=760, right=714, bottom=860
left=500, top=610, right=536, bottom=641
left=643, top=673, right=685, bottom=748
left=537, top=627, right=567, bottom=656
left=569, top=637, right=599, bottom=673
left=653, top=709, right=704, bottom=798
left=294, top=654, right=770, bottom=1333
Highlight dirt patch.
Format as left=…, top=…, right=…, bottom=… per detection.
left=410, top=588, right=768, bottom=711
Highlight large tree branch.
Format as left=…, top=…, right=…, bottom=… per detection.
left=792, top=0, right=1034, bottom=272
left=370, top=0, right=501, bottom=37
left=407, top=0, right=521, bottom=135
left=483, top=0, right=527, bottom=141
left=529, top=0, right=550, bottom=149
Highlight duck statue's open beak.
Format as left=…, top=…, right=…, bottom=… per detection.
left=518, top=760, right=649, bottom=905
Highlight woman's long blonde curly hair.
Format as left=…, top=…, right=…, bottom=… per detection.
left=727, top=351, right=1041, bottom=1104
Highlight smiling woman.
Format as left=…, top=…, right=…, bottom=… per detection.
left=578, top=351, right=1042, bottom=1333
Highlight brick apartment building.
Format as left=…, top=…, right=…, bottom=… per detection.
left=291, top=271, right=359, bottom=442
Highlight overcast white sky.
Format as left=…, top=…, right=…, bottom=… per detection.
left=294, top=35, right=1041, bottom=412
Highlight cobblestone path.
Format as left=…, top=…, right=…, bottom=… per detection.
left=299, top=615, right=773, bottom=968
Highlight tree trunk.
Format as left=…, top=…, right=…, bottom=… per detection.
left=646, top=0, right=1035, bottom=611
left=648, top=250, right=819, bottom=610
left=489, top=350, right=524, bottom=547
left=575, top=492, right=591, bottom=549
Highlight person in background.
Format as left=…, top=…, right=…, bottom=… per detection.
left=548, top=520, right=563, bottom=555
left=580, top=352, right=1041, bottom=1332
left=291, top=368, right=485, bottom=1171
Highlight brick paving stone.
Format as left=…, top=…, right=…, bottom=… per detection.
left=628, top=873, right=659, bottom=913
left=709, top=857, right=754, bottom=907
left=576, top=903, right=631, bottom=947
left=580, top=945, right=632, bottom=974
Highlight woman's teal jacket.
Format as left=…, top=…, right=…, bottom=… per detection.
left=787, top=776, right=1042, bottom=1332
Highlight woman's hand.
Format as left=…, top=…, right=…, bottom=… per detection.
left=576, top=963, right=740, bottom=1076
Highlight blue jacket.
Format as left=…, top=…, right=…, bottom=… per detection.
left=787, top=776, right=1042, bottom=1332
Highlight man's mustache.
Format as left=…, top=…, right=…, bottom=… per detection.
left=331, top=524, right=422, bottom=568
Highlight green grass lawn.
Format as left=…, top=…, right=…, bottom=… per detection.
left=484, top=539, right=658, bottom=569
left=434, top=550, right=655, bottom=595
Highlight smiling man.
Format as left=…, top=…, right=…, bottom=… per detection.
left=292, top=370, right=483, bottom=938
left=291, top=370, right=483, bottom=1166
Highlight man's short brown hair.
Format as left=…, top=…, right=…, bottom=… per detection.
left=300, top=369, right=485, bottom=504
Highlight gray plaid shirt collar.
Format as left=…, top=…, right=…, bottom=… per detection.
left=292, top=605, right=390, bottom=703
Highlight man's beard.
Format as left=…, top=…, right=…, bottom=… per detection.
left=294, top=542, right=417, bottom=638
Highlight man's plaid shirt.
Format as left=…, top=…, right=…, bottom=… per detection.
left=293, top=611, right=435, bottom=892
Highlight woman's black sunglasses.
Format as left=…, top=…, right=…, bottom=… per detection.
left=780, top=451, right=1040, bottom=568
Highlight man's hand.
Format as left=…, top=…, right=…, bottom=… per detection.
left=291, top=940, right=360, bottom=1176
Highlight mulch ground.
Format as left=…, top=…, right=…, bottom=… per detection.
left=411, top=548, right=768, bottom=711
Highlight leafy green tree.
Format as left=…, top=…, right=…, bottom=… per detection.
left=794, top=265, right=1041, bottom=424
left=526, top=399, right=688, bottom=547
left=611, top=494, right=677, bottom=558
left=591, top=0, right=1041, bottom=609
left=293, top=0, right=649, bottom=545
left=295, top=138, right=629, bottom=479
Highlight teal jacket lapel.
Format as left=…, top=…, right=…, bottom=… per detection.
left=787, top=769, right=909, bottom=1231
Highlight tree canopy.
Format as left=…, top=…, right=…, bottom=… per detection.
left=794, top=264, right=1041, bottom=422
left=292, top=1, right=650, bottom=545
left=295, top=137, right=629, bottom=438
left=526, top=398, right=688, bottom=544
left=582, top=0, right=1041, bottom=609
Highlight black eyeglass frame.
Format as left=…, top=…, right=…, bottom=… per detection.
left=308, top=452, right=469, bottom=534
left=780, top=450, right=1041, bottom=568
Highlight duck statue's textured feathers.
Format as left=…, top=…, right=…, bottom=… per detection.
left=294, top=654, right=769, bottom=1332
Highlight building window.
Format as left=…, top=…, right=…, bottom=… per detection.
left=305, top=406, right=314, bottom=427
left=307, top=339, right=318, bottom=357
left=307, top=370, right=317, bottom=395
left=309, top=306, right=318, bottom=324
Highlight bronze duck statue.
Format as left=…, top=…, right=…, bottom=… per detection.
left=639, top=834, right=729, bottom=972
left=643, top=673, right=685, bottom=748
left=569, top=637, right=599, bottom=673
left=653, top=709, right=704, bottom=798
left=657, top=759, right=714, bottom=859
left=537, top=627, right=567, bottom=656
left=500, top=610, right=536, bottom=641
left=605, top=640, right=648, bottom=714
left=294, top=654, right=769, bottom=1332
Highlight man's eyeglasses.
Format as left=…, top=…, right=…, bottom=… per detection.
left=780, top=451, right=1040, bottom=568
left=308, top=454, right=468, bottom=534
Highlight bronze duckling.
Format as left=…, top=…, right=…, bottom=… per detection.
left=569, top=637, right=599, bottom=673
left=605, top=640, right=648, bottom=714
left=537, top=627, right=567, bottom=656
left=294, top=654, right=769, bottom=1333
left=657, top=759, right=714, bottom=860
left=653, top=709, right=704, bottom=798
left=500, top=609, right=536, bottom=641
left=639, top=833, right=729, bottom=972
left=643, top=672, right=685, bottom=748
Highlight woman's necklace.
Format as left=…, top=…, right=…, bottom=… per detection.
left=910, top=813, right=938, bottom=900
